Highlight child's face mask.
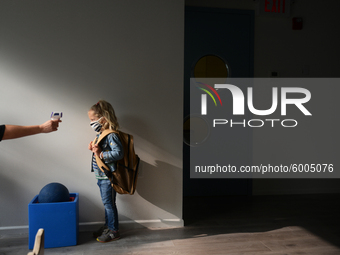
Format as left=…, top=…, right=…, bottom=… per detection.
left=90, top=117, right=103, bottom=132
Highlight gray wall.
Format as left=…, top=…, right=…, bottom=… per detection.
left=186, top=0, right=340, bottom=195
left=0, top=0, right=184, bottom=231
left=1, top=0, right=338, bottom=232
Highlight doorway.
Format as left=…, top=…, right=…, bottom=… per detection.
left=183, top=7, right=254, bottom=207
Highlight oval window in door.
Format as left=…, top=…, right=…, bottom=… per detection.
left=194, top=55, right=229, bottom=78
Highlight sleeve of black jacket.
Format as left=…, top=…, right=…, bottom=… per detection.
left=0, top=125, right=5, bottom=142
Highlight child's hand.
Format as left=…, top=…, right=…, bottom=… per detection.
left=92, top=144, right=102, bottom=157
left=88, top=141, right=93, bottom=151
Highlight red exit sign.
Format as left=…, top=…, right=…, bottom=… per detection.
left=259, top=0, right=291, bottom=16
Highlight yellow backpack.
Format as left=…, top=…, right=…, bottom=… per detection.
left=93, top=129, right=140, bottom=195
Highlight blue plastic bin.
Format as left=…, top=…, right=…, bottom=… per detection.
left=28, top=193, right=79, bottom=249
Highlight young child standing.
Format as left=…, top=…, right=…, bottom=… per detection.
left=88, top=100, right=123, bottom=243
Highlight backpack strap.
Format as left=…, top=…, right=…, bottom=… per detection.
left=93, top=129, right=116, bottom=146
left=92, top=129, right=117, bottom=178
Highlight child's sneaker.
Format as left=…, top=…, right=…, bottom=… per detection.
left=93, top=225, right=108, bottom=238
left=96, top=229, right=121, bottom=243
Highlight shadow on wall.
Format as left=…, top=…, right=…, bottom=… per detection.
left=77, top=194, right=104, bottom=224
left=136, top=160, right=182, bottom=218
left=0, top=173, right=34, bottom=227
left=119, top=113, right=181, bottom=158
left=119, top=115, right=158, bottom=143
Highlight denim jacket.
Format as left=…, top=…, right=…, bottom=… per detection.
left=91, top=132, right=124, bottom=178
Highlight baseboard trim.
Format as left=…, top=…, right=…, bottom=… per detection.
left=0, top=225, right=29, bottom=231
left=79, top=219, right=184, bottom=231
left=0, top=218, right=184, bottom=234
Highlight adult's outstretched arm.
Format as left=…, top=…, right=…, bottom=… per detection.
left=2, top=120, right=61, bottom=140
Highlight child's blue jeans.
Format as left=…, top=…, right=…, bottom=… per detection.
left=97, top=179, right=118, bottom=231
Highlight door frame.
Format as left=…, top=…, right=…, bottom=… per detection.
left=183, top=6, right=255, bottom=198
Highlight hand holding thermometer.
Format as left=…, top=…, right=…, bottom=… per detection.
left=51, top=112, right=63, bottom=120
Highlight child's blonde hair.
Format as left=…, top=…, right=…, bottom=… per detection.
left=90, top=100, right=119, bottom=131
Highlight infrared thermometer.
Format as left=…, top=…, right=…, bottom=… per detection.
left=51, top=112, right=63, bottom=120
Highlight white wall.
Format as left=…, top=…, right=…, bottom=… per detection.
left=186, top=0, right=340, bottom=195
left=0, top=0, right=184, bottom=230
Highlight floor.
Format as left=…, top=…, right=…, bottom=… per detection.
left=1, top=194, right=340, bottom=255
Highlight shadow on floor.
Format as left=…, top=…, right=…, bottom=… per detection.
left=1, top=194, right=339, bottom=254
left=183, top=193, right=340, bottom=248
